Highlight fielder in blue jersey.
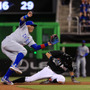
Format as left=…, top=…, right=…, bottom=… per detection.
left=76, top=40, right=89, bottom=78
left=1, top=11, right=53, bottom=85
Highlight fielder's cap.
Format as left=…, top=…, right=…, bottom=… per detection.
left=26, top=21, right=37, bottom=27
left=82, top=40, right=86, bottom=43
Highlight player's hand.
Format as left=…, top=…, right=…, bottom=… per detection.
left=48, top=42, right=52, bottom=46
left=80, top=55, right=83, bottom=58
left=27, top=11, right=33, bottom=17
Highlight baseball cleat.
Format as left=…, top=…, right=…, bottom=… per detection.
left=1, top=77, right=14, bottom=85
left=40, top=78, right=52, bottom=84
left=40, top=80, right=51, bottom=84
left=10, top=65, right=22, bottom=74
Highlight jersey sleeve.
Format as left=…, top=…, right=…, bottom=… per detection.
left=28, top=40, right=36, bottom=47
left=86, top=47, right=89, bottom=53
left=19, top=15, right=29, bottom=27
left=19, top=19, right=26, bottom=27
left=27, top=36, right=36, bottom=47
left=31, top=43, right=48, bottom=50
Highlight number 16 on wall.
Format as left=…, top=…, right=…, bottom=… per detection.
left=0, top=1, right=9, bottom=10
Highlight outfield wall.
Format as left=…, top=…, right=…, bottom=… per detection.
left=0, top=22, right=90, bottom=76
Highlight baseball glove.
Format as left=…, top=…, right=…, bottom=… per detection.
left=50, top=34, right=59, bottom=45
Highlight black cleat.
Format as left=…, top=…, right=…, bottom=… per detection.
left=40, top=80, right=51, bottom=84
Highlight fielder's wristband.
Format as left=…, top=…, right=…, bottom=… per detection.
left=40, top=43, right=48, bottom=49
left=23, top=15, right=29, bottom=19
left=83, top=53, right=89, bottom=57
left=49, top=56, right=54, bottom=60
left=49, top=56, right=52, bottom=60
left=44, top=43, right=48, bottom=47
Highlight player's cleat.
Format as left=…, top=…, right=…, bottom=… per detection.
left=83, top=76, right=86, bottom=78
left=40, top=78, right=52, bottom=84
left=10, top=65, right=22, bottom=74
left=40, top=80, right=51, bottom=84
left=1, top=77, right=14, bottom=85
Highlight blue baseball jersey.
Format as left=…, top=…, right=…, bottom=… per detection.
left=7, top=23, right=36, bottom=47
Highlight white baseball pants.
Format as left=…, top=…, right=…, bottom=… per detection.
left=25, top=66, right=65, bottom=83
left=76, top=56, right=86, bottom=77
left=1, top=37, right=27, bottom=62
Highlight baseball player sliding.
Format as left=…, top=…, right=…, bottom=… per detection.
left=12, top=51, right=80, bottom=84
left=1, top=11, right=58, bottom=85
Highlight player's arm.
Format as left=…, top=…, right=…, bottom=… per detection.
left=46, top=52, right=52, bottom=59
left=31, top=42, right=52, bottom=50
left=30, top=34, right=59, bottom=50
left=83, top=47, right=89, bottom=57
left=69, top=71, right=76, bottom=81
left=83, top=53, right=89, bottom=57
left=69, top=71, right=75, bottom=80
left=20, top=11, right=33, bottom=26
left=46, top=51, right=60, bottom=59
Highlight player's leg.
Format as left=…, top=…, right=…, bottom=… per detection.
left=2, top=40, right=27, bottom=74
left=1, top=47, right=16, bottom=85
left=12, top=77, right=25, bottom=83
left=12, top=66, right=54, bottom=83
left=10, top=52, right=25, bottom=74
left=51, top=74, right=65, bottom=84
left=1, top=46, right=23, bottom=79
left=5, top=41, right=27, bottom=65
left=81, top=58, right=86, bottom=77
left=76, top=58, right=81, bottom=77
left=1, top=40, right=27, bottom=66
left=25, top=66, right=53, bottom=82
left=40, top=73, right=65, bottom=84
left=1, top=40, right=27, bottom=85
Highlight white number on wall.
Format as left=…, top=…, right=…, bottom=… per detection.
left=0, top=1, right=9, bottom=10
left=21, top=1, right=34, bottom=10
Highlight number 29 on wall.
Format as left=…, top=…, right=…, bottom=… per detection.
left=20, top=1, right=34, bottom=10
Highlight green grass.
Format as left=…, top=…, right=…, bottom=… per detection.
left=0, top=77, right=90, bottom=82
left=0, top=77, right=90, bottom=90
left=65, top=77, right=90, bottom=82
left=17, top=77, right=90, bottom=90
left=0, top=77, right=19, bottom=81
left=18, top=85, right=90, bottom=90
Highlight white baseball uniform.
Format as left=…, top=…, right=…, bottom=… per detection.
left=25, top=66, right=65, bottom=83
left=1, top=23, right=36, bottom=62
left=24, top=50, right=74, bottom=83
left=76, top=45, right=89, bottom=77
left=12, top=51, right=74, bottom=84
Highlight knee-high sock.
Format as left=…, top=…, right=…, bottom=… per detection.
left=3, top=53, right=24, bottom=80
left=4, top=68, right=14, bottom=80
left=13, top=52, right=24, bottom=67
